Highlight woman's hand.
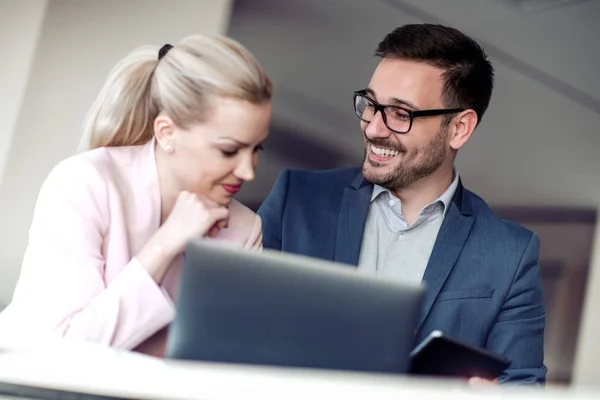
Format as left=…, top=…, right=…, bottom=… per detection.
left=160, top=191, right=229, bottom=250
left=137, top=191, right=229, bottom=283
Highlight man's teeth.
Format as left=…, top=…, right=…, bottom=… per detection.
left=371, top=145, right=399, bottom=157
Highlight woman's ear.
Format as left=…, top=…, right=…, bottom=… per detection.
left=154, top=114, right=176, bottom=153
left=449, top=109, right=478, bottom=151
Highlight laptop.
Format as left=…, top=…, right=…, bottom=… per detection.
left=165, top=239, right=424, bottom=374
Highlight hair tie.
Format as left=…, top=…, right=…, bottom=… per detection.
left=158, top=44, right=173, bottom=60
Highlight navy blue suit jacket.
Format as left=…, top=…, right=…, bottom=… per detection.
left=257, top=167, right=546, bottom=384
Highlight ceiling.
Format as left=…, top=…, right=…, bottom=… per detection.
left=501, top=0, right=595, bottom=14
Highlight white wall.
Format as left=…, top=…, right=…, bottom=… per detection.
left=0, top=0, right=48, bottom=187
left=0, top=0, right=233, bottom=304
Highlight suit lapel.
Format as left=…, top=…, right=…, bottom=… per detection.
left=417, top=182, right=474, bottom=330
left=333, top=173, right=372, bottom=266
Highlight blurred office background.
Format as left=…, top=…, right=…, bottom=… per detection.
left=0, top=0, right=599, bottom=388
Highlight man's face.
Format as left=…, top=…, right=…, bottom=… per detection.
left=361, top=58, right=452, bottom=189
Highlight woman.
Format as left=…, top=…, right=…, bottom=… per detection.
left=0, top=34, right=272, bottom=357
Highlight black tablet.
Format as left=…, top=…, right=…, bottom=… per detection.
left=409, top=330, right=511, bottom=380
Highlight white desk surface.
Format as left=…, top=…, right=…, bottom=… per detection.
left=0, top=338, right=597, bottom=400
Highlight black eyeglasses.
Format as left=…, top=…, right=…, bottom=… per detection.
left=353, top=90, right=465, bottom=134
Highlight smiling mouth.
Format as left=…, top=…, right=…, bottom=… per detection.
left=369, top=144, right=400, bottom=160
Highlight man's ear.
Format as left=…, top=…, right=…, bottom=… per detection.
left=449, top=109, right=478, bottom=151
left=154, top=114, right=176, bottom=153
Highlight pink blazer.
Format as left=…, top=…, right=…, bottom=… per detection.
left=0, top=140, right=262, bottom=357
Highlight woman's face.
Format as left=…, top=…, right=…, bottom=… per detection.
left=155, top=97, right=272, bottom=206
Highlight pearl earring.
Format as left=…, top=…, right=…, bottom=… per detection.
left=164, top=145, right=173, bottom=152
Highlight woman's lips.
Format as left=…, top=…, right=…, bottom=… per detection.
left=222, top=184, right=242, bottom=195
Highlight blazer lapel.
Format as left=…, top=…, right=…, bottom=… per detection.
left=333, top=172, right=372, bottom=266
left=417, top=181, right=474, bottom=330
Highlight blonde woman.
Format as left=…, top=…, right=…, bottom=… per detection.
left=0, top=35, right=272, bottom=357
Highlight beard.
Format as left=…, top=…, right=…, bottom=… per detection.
left=362, top=126, right=448, bottom=189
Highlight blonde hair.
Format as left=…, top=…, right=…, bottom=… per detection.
left=79, top=34, right=272, bottom=151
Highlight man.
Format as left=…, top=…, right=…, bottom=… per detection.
left=257, top=24, right=546, bottom=384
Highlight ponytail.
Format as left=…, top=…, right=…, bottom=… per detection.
left=79, top=35, right=272, bottom=152
left=79, top=46, right=160, bottom=151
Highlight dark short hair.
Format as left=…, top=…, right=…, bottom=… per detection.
left=375, top=23, right=494, bottom=125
